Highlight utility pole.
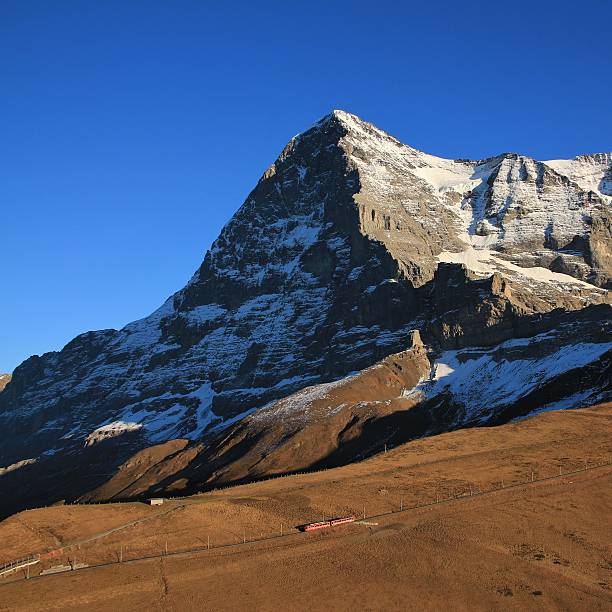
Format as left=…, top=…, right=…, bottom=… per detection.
left=280, top=523, right=283, bottom=536
left=165, top=540, right=168, bottom=556
left=120, top=545, right=123, bottom=563
left=400, top=499, right=403, bottom=511
left=207, top=535, right=210, bottom=550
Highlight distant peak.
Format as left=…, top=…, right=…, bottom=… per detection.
left=311, top=108, right=360, bottom=129
left=330, top=109, right=359, bottom=121
left=289, top=110, right=363, bottom=145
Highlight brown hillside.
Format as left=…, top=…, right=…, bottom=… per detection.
left=0, top=404, right=610, bottom=611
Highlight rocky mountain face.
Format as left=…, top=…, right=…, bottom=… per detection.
left=1, top=110, right=610, bottom=516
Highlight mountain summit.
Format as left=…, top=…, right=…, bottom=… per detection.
left=0, top=112, right=610, bottom=516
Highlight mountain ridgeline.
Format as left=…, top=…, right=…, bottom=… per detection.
left=1, top=111, right=610, bottom=516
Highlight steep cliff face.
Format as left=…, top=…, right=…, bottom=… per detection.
left=0, top=111, right=610, bottom=514
left=0, top=112, right=422, bottom=468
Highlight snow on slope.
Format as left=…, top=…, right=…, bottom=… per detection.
left=415, top=333, right=612, bottom=425
left=251, top=372, right=360, bottom=425
left=410, top=155, right=475, bottom=193
left=544, top=153, right=612, bottom=198
left=437, top=246, right=603, bottom=289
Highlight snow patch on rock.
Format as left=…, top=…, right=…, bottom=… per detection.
left=0, top=457, right=37, bottom=476
left=85, top=421, right=143, bottom=446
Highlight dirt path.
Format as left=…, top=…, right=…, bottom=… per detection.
left=37, top=503, right=187, bottom=559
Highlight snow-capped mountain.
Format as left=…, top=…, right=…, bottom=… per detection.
left=0, top=111, right=610, bottom=515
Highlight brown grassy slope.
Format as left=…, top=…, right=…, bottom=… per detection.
left=78, top=439, right=196, bottom=502
left=0, top=404, right=610, bottom=611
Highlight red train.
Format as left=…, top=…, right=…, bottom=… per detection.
left=302, top=516, right=355, bottom=531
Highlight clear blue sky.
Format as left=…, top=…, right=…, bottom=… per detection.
left=1, top=1, right=611, bottom=373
